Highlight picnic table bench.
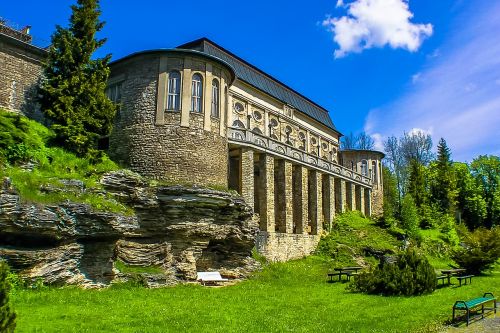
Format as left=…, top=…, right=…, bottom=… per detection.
left=197, top=271, right=228, bottom=286
left=453, top=292, right=497, bottom=326
left=327, top=266, right=362, bottom=282
left=456, top=275, right=474, bottom=286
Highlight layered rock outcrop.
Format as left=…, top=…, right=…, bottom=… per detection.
left=0, top=171, right=259, bottom=287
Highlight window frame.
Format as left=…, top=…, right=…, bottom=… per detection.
left=167, top=70, right=181, bottom=111
left=211, top=78, right=219, bottom=118
left=191, top=73, right=203, bottom=113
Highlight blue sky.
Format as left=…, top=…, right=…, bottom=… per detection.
left=1, top=0, right=498, bottom=162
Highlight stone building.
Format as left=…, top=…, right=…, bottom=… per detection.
left=107, top=38, right=384, bottom=261
left=0, top=21, right=46, bottom=120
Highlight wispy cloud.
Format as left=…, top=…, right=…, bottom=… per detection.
left=323, top=0, right=433, bottom=58
left=364, top=1, right=500, bottom=161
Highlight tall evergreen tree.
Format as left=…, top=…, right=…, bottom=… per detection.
left=0, top=262, right=16, bottom=333
left=39, top=0, right=116, bottom=157
left=407, top=159, right=427, bottom=208
left=430, top=138, right=456, bottom=213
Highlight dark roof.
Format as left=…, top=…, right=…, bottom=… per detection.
left=109, top=48, right=236, bottom=84
left=177, top=38, right=338, bottom=132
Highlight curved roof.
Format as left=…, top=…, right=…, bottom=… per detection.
left=177, top=38, right=338, bottom=132
left=109, top=48, right=236, bottom=84
left=341, top=149, right=386, bottom=158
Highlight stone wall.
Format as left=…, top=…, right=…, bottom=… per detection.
left=0, top=33, right=46, bottom=119
left=109, top=52, right=230, bottom=188
left=256, top=231, right=320, bottom=262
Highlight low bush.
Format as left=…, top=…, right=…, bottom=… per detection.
left=0, top=262, right=16, bottom=333
left=451, top=227, right=500, bottom=274
left=350, top=248, right=436, bottom=296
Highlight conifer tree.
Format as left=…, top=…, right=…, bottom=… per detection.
left=407, top=159, right=427, bottom=208
left=431, top=138, right=456, bottom=213
left=0, top=262, right=16, bottom=333
left=39, top=0, right=116, bottom=157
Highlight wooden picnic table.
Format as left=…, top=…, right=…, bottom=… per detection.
left=328, top=266, right=363, bottom=282
left=441, top=269, right=466, bottom=284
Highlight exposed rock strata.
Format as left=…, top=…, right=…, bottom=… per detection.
left=0, top=171, right=259, bottom=287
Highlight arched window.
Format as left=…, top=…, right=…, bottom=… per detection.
left=232, top=120, right=245, bottom=128
left=211, top=79, right=219, bottom=118
left=191, top=73, right=203, bottom=113
left=167, top=71, right=181, bottom=111
left=361, top=160, right=368, bottom=176
left=372, top=161, right=378, bottom=183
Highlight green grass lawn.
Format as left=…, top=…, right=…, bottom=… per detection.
left=12, top=257, right=500, bottom=333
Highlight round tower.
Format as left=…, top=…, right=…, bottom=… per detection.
left=107, top=49, right=235, bottom=188
left=339, top=149, right=385, bottom=217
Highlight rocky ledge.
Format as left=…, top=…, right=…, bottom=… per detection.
left=0, top=171, right=260, bottom=287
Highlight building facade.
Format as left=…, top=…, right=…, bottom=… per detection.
left=107, top=38, right=384, bottom=261
left=0, top=21, right=46, bottom=120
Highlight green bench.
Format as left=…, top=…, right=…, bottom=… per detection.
left=456, top=275, right=474, bottom=286
left=452, top=292, right=497, bottom=326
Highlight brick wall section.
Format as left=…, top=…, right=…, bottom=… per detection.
left=108, top=54, right=228, bottom=187
left=0, top=34, right=45, bottom=119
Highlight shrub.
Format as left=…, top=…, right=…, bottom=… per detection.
left=350, top=248, right=436, bottom=296
left=451, top=227, right=500, bottom=274
left=0, top=262, right=16, bottom=333
left=400, top=194, right=421, bottom=242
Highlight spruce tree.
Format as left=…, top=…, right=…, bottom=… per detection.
left=39, top=0, right=116, bottom=157
left=431, top=138, right=456, bottom=213
left=0, top=262, right=16, bottom=333
left=407, top=159, right=427, bottom=208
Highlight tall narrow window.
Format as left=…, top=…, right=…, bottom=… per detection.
left=167, top=71, right=181, bottom=110
left=191, top=73, right=203, bottom=113
left=361, top=160, right=368, bottom=176
left=372, top=161, right=378, bottom=183
left=211, top=79, right=219, bottom=118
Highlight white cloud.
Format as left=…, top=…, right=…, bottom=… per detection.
left=323, top=0, right=433, bottom=58
left=364, top=1, right=500, bottom=161
left=411, top=72, right=421, bottom=83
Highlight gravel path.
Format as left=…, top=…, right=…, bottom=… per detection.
left=444, top=312, right=500, bottom=332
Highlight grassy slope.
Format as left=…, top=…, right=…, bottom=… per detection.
left=12, top=258, right=500, bottom=333
left=11, top=213, right=500, bottom=332
left=0, top=110, right=129, bottom=214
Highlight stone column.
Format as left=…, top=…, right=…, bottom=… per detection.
left=203, top=64, right=213, bottom=131
left=293, top=165, right=308, bottom=234
left=359, top=186, right=365, bottom=215
left=240, top=148, right=254, bottom=211
left=181, top=58, right=192, bottom=127
left=284, top=161, right=294, bottom=233
left=335, top=178, right=346, bottom=214
left=156, top=56, right=168, bottom=125
left=258, top=154, right=275, bottom=232
left=323, top=175, right=335, bottom=232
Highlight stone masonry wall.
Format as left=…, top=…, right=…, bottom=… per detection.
left=108, top=54, right=228, bottom=187
left=0, top=34, right=45, bottom=119
left=256, top=231, right=320, bottom=262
